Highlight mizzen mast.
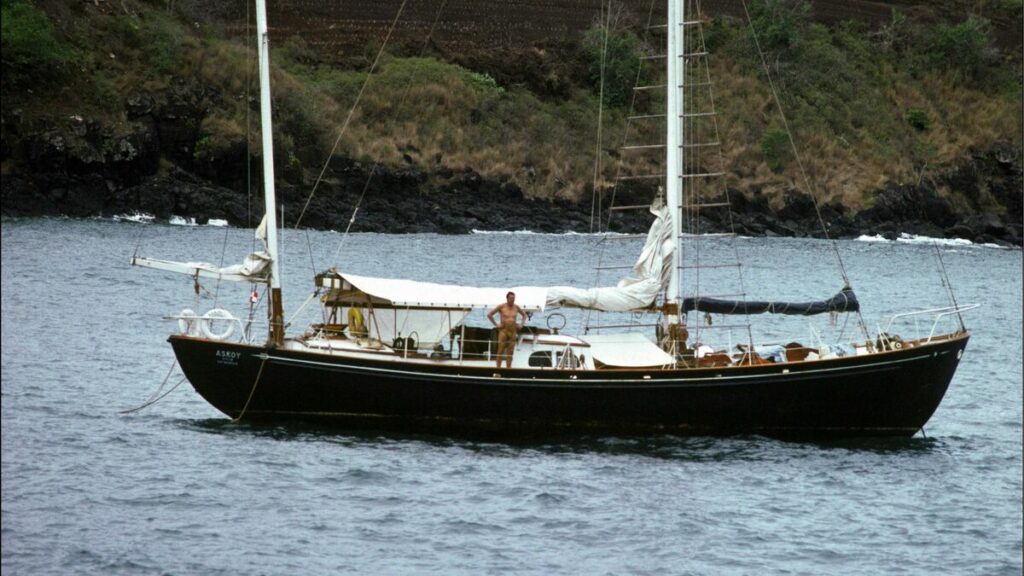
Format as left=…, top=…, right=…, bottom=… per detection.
left=255, top=0, right=285, bottom=346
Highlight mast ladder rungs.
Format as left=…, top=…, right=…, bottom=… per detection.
left=684, top=202, right=731, bottom=209
left=620, top=144, right=665, bottom=151
left=678, top=172, right=726, bottom=179
left=600, top=234, right=648, bottom=240
left=647, top=20, right=704, bottom=30
left=628, top=113, right=666, bottom=121
left=678, top=263, right=742, bottom=270
left=609, top=204, right=653, bottom=211
left=618, top=174, right=665, bottom=181
left=585, top=323, right=661, bottom=330
left=633, top=84, right=666, bottom=91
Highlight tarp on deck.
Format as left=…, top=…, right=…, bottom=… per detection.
left=581, top=333, right=676, bottom=367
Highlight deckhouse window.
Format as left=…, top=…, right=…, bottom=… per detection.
left=528, top=351, right=552, bottom=367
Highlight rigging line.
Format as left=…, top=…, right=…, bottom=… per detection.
left=233, top=356, right=269, bottom=422
left=293, top=0, right=414, bottom=231
left=740, top=0, right=869, bottom=340
left=329, top=0, right=450, bottom=265
left=601, top=0, right=657, bottom=236
left=585, top=0, right=657, bottom=331
left=932, top=241, right=965, bottom=330
left=693, top=0, right=753, bottom=342
left=738, top=0, right=849, bottom=281
left=212, top=216, right=232, bottom=306
left=589, top=0, right=613, bottom=233
left=304, top=228, right=328, bottom=325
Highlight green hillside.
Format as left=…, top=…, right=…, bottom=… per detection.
left=1, top=0, right=1021, bottom=231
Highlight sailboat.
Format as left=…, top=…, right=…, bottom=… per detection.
left=132, top=0, right=974, bottom=437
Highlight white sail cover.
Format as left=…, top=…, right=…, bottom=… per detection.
left=545, top=203, right=673, bottom=311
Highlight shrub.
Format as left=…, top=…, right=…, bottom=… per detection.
left=1, top=0, right=75, bottom=86
left=583, top=25, right=644, bottom=108
left=922, top=17, right=996, bottom=80
left=747, top=0, right=811, bottom=54
left=761, top=128, right=791, bottom=172
left=906, top=108, right=930, bottom=131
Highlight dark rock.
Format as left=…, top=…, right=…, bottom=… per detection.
left=944, top=224, right=975, bottom=240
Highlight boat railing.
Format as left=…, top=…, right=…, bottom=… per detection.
left=880, top=304, right=980, bottom=343
left=165, top=309, right=257, bottom=344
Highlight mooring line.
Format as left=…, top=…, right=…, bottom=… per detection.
left=120, top=363, right=187, bottom=415
left=233, top=356, right=269, bottom=422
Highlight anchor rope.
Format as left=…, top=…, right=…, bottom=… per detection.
left=233, top=356, right=270, bottom=422
left=120, top=359, right=185, bottom=414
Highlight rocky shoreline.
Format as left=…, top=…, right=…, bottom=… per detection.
left=3, top=160, right=1022, bottom=248
left=1, top=112, right=1021, bottom=245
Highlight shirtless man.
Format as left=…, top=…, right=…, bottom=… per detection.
left=487, top=291, right=528, bottom=368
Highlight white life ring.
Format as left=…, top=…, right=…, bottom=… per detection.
left=179, top=309, right=198, bottom=336
left=201, top=308, right=236, bottom=340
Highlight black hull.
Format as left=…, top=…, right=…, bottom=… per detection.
left=169, top=334, right=968, bottom=438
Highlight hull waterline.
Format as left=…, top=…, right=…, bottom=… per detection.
left=170, top=333, right=968, bottom=438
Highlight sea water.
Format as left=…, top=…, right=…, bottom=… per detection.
left=2, top=218, right=1021, bottom=575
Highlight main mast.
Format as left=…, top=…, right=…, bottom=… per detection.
left=665, top=0, right=684, bottom=313
left=255, top=0, right=285, bottom=346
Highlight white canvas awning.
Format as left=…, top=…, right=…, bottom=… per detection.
left=331, top=273, right=549, bottom=311
left=581, top=333, right=675, bottom=367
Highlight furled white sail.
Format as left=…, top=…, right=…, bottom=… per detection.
left=131, top=218, right=272, bottom=282
left=545, top=203, right=673, bottom=311
left=131, top=252, right=272, bottom=283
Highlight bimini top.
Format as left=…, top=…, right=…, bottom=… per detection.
left=318, top=272, right=550, bottom=311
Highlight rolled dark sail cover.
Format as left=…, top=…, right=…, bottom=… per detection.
left=682, top=286, right=859, bottom=316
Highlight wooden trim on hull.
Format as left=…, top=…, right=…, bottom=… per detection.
left=169, top=333, right=968, bottom=437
